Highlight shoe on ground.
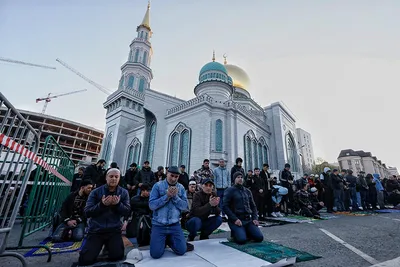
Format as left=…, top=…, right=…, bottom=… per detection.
left=186, top=242, right=194, bottom=252
left=313, top=215, right=321, bottom=219
left=271, top=212, right=278, bottom=218
left=199, top=234, right=209, bottom=240
left=276, top=212, right=284, bottom=217
left=222, top=216, right=228, bottom=222
left=187, top=236, right=195, bottom=242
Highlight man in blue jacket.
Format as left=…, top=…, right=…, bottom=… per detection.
left=214, top=158, right=230, bottom=221
left=78, top=168, right=130, bottom=266
left=149, top=166, right=188, bottom=259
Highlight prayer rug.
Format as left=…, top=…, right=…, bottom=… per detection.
left=25, top=237, right=85, bottom=257
left=375, top=209, right=400, bottom=213
left=183, top=228, right=226, bottom=237
left=334, top=211, right=375, bottom=216
left=221, top=240, right=321, bottom=263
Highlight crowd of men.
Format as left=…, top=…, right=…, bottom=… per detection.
left=51, top=157, right=400, bottom=265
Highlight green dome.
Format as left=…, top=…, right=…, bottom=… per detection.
left=199, top=61, right=227, bottom=76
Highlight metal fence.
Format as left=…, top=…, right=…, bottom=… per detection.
left=18, top=135, right=74, bottom=248
left=0, top=93, right=74, bottom=265
left=0, top=92, right=41, bottom=266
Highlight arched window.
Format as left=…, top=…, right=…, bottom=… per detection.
left=168, top=123, right=192, bottom=170
left=258, top=143, right=263, bottom=168
left=245, top=136, right=252, bottom=171
left=140, top=31, right=144, bottom=38
left=126, top=138, right=141, bottom=170
left=103, top=133, right=112, bottom=163
left=142, top=51, right=148, bottom=65
left=215, top=119, right=223, bottom=152
left=263, top=145, right=268, bottom=164
left=118, top=76, right=124, bottom=89
left=134, top=50, right=139, bottom=62
left=145, top=32, right=148, bottom=40
left=286, top=133, right=298, bottom=172
left=138, top=78, right=145, bottom=92
left=127, top=75, right=135, bottom=89
left=252, top=140, right=258, bottom=169
left=146, top=121, right=156, bottom=166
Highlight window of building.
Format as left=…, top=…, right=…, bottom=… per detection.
left=127, top=76, right=135, bottom=89
left=142, top=51, right=148, bottom=65
left=168, top=123, right=191, bottom=171
left=145, top=32, right=148, bottom=40
left=134, top=50, right=139, bottom=62
left=118, top=76, right=124, bottom=89
left=138, top=78, right=145, bottom=92
left=244, top=131, right=269, bottom=170
left=215, top=119, right=223, bottom=152
left=126, top=138, right=141, bottom=171
left=103, top=133, right=112, bottom=163
left=286, top=133, right=298, bottom=172
left=347, top=160, right=352, bottom=166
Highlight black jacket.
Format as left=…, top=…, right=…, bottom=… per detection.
left=135, top=167, right=155, bottom=187
left=83, top=164, right=104, bottom=186
left=71, top=173, right=83, bottom=192
left=179, top=172, right=190, bottom=190
left=345, top=174, right=357, bottom=188
left=260, top=170, right=272, bottom=191
left=331, top=173, right=344, bottom=190
left=280, top=169, right=293, bottom=188
left=60, top=191, right=88, bottom=224
left=130, top=195, right=151, bottom=217
left=223, top=184, right=258, bottom=222
left=125, top=168, right=138, bottom=186
left=189, top=190, right=221, bottom=221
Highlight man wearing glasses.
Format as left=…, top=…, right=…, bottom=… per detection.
left=149, top=166, right=189, bottom=259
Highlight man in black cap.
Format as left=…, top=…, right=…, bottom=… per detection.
left=186, top=179, right=222, bottom=241
left=135, top=160, right=155, bottom=189
left=149, top=166, right=189, bottom=259
left=280, top=163, right=294, bottom=214
left=178, top=165, right=189, bottom=190
left=223, top=172, right=263, bottom=244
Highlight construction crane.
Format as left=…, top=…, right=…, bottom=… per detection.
left=36, top=89, right=88, bottom=114
left=0, top=57, right=56, bottom=70
left=56, top=58, right=113, bottom=95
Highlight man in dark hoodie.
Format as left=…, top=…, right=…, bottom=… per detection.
left=125, top=163, right=139, bottom=197
left=261, top=163, right=273, bottom=218
left=70, top=167, right=85, bottom=192
left=52, top=180, right=93, bottom=242
left=320, top=167, right=334, bottom=213
left=280, top=163, right=294, bottom=213
left=178, top=165, right=190, bottom=190
left=83, top=159, right=106, bottom=187
left=230, top=157, right=245, bottom=185
left=331, top=169, right=345, bottom=212
left=135, top=160, right=156, bottom=189
left=223, top=172, right=263, bottom=245
left=78, top=168, right=130, bottom=266
left=345, top=170, right=359, bottom=211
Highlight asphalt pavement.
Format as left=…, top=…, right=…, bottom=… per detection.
left=1, top=212, right=400, bottom=267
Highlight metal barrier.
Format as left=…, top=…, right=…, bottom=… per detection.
left=0, top=92, right=40, bottom=267
left=18, top=135, right=74, bottom=249
left=0, top=93, right=73, bottom=265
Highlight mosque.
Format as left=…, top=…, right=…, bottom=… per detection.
left=100, top=3, right=302, bottom=177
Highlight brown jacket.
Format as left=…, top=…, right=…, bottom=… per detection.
left=189, top=190, right=221, bottom=221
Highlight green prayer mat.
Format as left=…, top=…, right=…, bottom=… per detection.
left=183, top=228, right=226, bottom=237
left=221, top=240, right=321, bottom=263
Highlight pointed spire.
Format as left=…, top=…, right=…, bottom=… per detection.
left=138, top=1, right=151, bottom=31
left=212, top=50, right=215, bottom=62
left=223, top=53, right=227, bottom=65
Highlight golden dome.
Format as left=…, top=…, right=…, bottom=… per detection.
left=224, top=64, right=250, bottom=90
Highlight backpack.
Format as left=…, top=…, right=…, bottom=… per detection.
left=136, top=215, right=152, bottom=247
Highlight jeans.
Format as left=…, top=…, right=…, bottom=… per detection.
left=356, top=192, right=361, bottom=207
left=377, top=191, right=385, bottom=208
left=52, top=222, right=85, bottom=243
left=334, top=189, right=345, bottom=211
left=217, top=189, right=226, bottom=215
left=228, top=220, right=264, bottom=245
left=78, top=231, right=124, bottom=266
left=348, top=187, right=359, bottom=210
left=186, top=216, right=222, bottom=240
left=150, top=223, right=186, bottom=259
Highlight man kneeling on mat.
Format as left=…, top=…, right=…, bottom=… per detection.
left=52, top=180, right=93, bottom=243
left=186, top=178, right=222, bottom=241
left=78, top=168, right=130, bottom=266
left=223, top=172, right=264, bottom=244
left=149, top=166, right=189, bottom=259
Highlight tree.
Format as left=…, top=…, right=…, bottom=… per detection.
left=312, top=158, right=337, bottom=175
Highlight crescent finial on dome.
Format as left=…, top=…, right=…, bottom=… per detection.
left=212, top=50, right=215, bottom=62
left=223, top=54, right=227, bottom=65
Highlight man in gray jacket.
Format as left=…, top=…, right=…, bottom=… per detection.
left=214, top=159, right=230, bottom=221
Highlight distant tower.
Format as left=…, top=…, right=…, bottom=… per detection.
left=101, top=2, right=153, bottom=166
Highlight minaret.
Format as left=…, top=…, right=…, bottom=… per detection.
left=101, top=2, right=153, bottom=166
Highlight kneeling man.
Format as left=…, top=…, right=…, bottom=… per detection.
left=223, top=172, right=264, bottom=244
left=149, top=166, right=188, bottom=259
left=186, top=179, right=222, bottom=241
left=78, top=168, right=130, bottom=266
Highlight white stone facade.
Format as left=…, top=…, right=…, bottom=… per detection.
left=99, top=4, right=302, bottom=179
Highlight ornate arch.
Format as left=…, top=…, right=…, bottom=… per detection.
left=103, top=132, right=113, bottom=163
left=285, top=131, right=298, bottom=172
left=125, top=137, right=142, bottom=171
left=215, top=119, right=223, bottom=152
left=167, top=122, right=192, bottom=171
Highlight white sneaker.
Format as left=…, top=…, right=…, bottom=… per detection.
left=276, top=212, right=284, bottom=217
left=271, top=212, right=278, bottom=217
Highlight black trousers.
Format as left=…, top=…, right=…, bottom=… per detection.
left=253, top=191, right=265, bottom=217
left=78, top=231, right=124, bottom=266
left=301, top=206, right=320, bottom=217
left=264, top=190, right=273, bottom=216
left=324, top=188, right=334, bottom=212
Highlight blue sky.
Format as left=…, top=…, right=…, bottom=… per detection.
left=1, top=0, right=400, bottom=167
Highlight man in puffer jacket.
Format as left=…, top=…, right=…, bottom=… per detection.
left=373, top=174, right=385, bottom=209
